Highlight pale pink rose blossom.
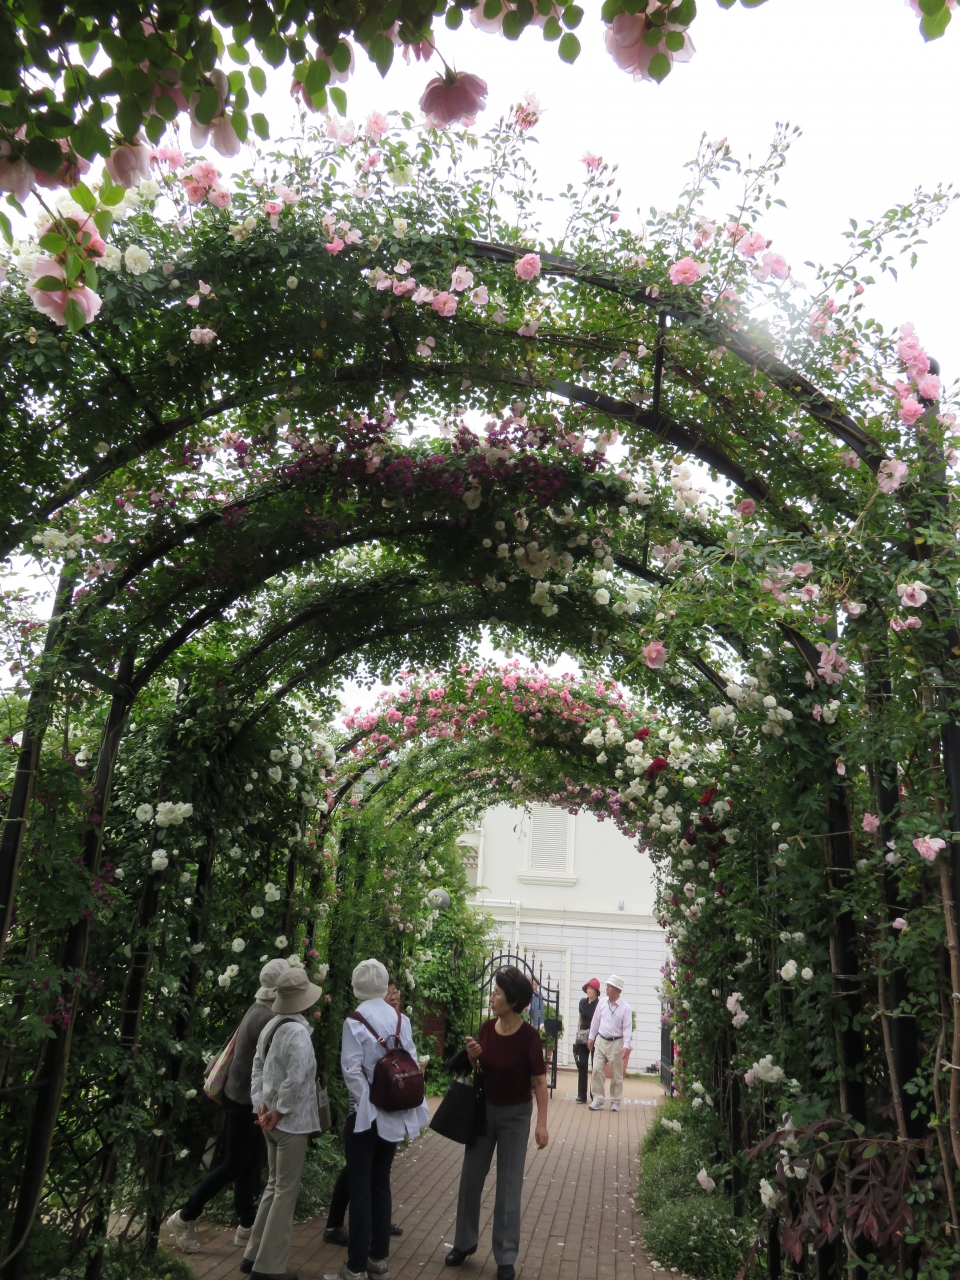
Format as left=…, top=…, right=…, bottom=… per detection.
left=752, top=251, right=789, bottom=281
left=185, top=294, right=201, bottom=307
left=916, top=373, right=941, bottom=401
left=840, top=450, right=861, bottom=469
left=898, top=396, right=924, bottom=427
left=743, top=1069, right=756, bottom=1087
left=811, top=705, right=822, bottom=721
left=737, top=230, right=767, bottom=259
left=582, top=152, right=601, bottom=170
left=603, top=12, right=694, bottom=81
left=725, top=222, right=747, bottom=243
left=190, top=161, right=220, bottom=187
left=836, top=760, right=846, bottom=776
left=791, top=562, right=814, bottom=578
left=105, top=142, right=152, bottom=189
left=905, top=616, right=923, bottom=629
left=668, top=256, right=702, bottom=285
left=412, top=286, right=438, bottom=305
left=913, top=836, right=947, bottom=861
left=897, top=581, right=928, bottom=607
left=469, top=285, right=489, bottom=306
left=877, top=459, right=908, bottom=493
left=325, top=238, right=345, bottom=254
left=430, top=291, right=458, bottom=317
left=365, top=112, right=389, bottom=142
left=515, top=253, right=542, bottom=282
left=889, top=618, right=907, bottom=633
left=697, top=1169, right=716, bottom=1193
left=732, top=1010, right=749, bottom=1028
left=450, top=265, right=475, bottom=292
left=735, top=498, right=755, bottom=516
left=393, top=277, right=417, bottom=296
left=517, top=320, right=540, bottom=337
left=0, top=155, right=36, bottom=201
left=861, top=813, right=881, bottom=834
left=26, top=259, right=102, bottom=326
left=189, top=326, right=217, bottom=344
left=419, top=71, right=488, bottom=126
left=642, top=640, right=667, bottom=669
left=892, top=917, right=908, bottom=931
left=207, top=186, right=231, bottom=209
left=344, top=228, right=362, bottom=244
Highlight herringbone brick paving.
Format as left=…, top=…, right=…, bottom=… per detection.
left=176, top=1072, right=663, bottom=1280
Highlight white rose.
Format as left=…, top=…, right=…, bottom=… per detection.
left=275, top=935, right=288, bottom=948
left=184, top=1088, right=197, bottom=1100
left=123, top=245, right=153, bottom=275
left=135, top=803, right=154, bottom=823
left=100, top=244, right=122, bottom=272
left=231, top=938, right=246, bottom=953
left=151, top=851, right=169, bottom=872
left=251, top=905, right=264, bottom=918
left=268, top=766, right=282, bottom=783
left=218, top=973, right=232, bottom=988
left=226, top=964, right=240, bottom=977
left=139, top=178, right=161, bottom=199
left=594, top=588, right=610, bottom=605
left=780, top=959, right=798, bottom=982
left=801, top=967, right=813, bottom=982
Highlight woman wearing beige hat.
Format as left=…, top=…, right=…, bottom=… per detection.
left=240, top=966, right=324, bottom=1280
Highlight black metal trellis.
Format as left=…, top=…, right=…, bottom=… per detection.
left=472, top=948, right=561, bottom=1094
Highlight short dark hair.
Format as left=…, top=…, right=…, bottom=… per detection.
left=494, top=966, right=533, bottom=1013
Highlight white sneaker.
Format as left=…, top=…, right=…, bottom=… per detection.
left=611, top=1102, right=620, bottom=1112
left=323, top=1268, right=365, bottom=1280
left=588, top=1098, right=603, bottom=1111
left=165, top=1210, right=201, bottom=1254
left=234, top=1225, right=252, bottom=1246
left=367, top=1260, right=390, bottom=1277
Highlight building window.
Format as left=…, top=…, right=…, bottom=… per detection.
left=520, top=804, right=576, bottom=885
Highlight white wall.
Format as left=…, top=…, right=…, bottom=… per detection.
left=467, top=804, right=666, bottom=1069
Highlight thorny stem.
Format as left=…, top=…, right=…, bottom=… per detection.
left=877, top=975, right=908, bottom=1142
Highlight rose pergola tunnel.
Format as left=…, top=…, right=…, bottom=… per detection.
left=1, top=119, right=959, bottom=1280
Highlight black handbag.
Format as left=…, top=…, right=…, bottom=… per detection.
left=429, top=1069, right=486, bottom=1146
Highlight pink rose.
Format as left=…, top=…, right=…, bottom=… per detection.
left=898, top=396, right=924, bottom=427
left=206, top=186, right=231, bottom=209
left=737, top=230, right=767, bottom=259
left=26, top=259, right=102, bottom=327
left=181, top=178, right=206, bottom=204
left=904, top=616, right=922, bottom=629
left=105, top=142, right=152, bottom=189
left=791, top=561, right=814, bottom=579
left=365, top=111, right=389, bottom=142
left=642, top=640, right=667, bottom=669
left=743, top=1069, right=756, bottom=1087
left=912, top=836, right=946, bottom=862
left=916, top=373, right=941, bottom=401
left=430, top=291, right=458, bottom=317
left=470, top=285, right=489, bottom=306
left=897, top=581, right=928, bottom=607
left=325, top=238, right=345, bottom=254
left=450, top=265, right=474, bottom=292
left=752, top=251, right=789, bottom=282
left=582, top=152, right=601, bottom=170
left=515, top=253, right=542, bottom=282
left=190, top=161, right=220, bottom=187
left=189, top=326, right=217, bottom=344
left=892, top=917, right=908, bottom=931
left=419, top=71, right=488, bottom=126
left=735, top=498, right=755, bottom=516
left=0, top=155, right=36, bottom=202
left=877, top=459, right=908, bottom=493
left=861, top=813, right=881, bottom=834
left=668, top=256, right=702, bottom=285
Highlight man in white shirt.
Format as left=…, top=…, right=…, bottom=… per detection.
left=587, top=974, right=632, bottom=1112
left=324, top=959, right=428, bottom=1280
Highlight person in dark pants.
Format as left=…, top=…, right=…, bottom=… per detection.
left=445, top=966, right=548, bottom=1280
left=573, top=978, right=601, bottom=1103
left=166, top=958, right=289, bottom=1253
left=323, top=980, right=403, bottom=1248
left=323, top=960, right=428, bottom=1280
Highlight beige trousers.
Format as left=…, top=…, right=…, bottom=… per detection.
left=591, top=1036, right=624, bottom=1101
left=243, top=1128, right=309, bottom=1275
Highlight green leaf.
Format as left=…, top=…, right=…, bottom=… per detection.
left=116, top=98, right=144, bottom=138
left=918, top=0, right=945, bottom=12
left=484, top=0, right=503, bottom=14
left=716, top=0, right=735, bottom=7
left=672, top=0, right=696, bottom=23
left=232, top=109, right=249, bottom=142
left=558, top=31, right=581, bottom=60
left=562, top=4, right=583, bottom=25
left=600, top=0, right=623, bottom=19
left=64, top=297, right=88, bottom=333
left=249, top=65, right=267, bottom=94
left=84, top=262, right=98, bottom=291
left=145, top=113, right=166, bottom=144
left=330, top=86, right=347, bottom=114
left=251, top=112, right=270, bottom=140
left=304, top=58, right=331, bottom=98
left=543, top=15, right=562, bottom=38
left=78, top=40, right=99, bottom=66
left=98, top=174, right=125, bottom=207
left=39, top=232, right=67, bottom=254
left=228, top=42, right=250, bottom=62
left=70, top=180, right=98, bottom=214
left=0, top=211, right=12, bottom=247
left=331, top=41, right=352, bottom=72
left=920, top=6, right=951, bottom=37
left=740, top=0, right=769, bottom=6
left=368, top=33, right=395, bottom=75
left=502, top=10, right=525, bottom=37
left=24, top=136, right=64, bottom=176
left=152, top=91, right=179, bottom=121
left=63, top=252, right=81, bottom=286
left=30, top=275, right=68, bottom=292
left=445, top=6, right=463, bottom=26
left=194, top=83, right=222, bottom=125
left=261, top=33, right=288, bottom=66
left=664, top=29, right=685, bottom=50
left=642, top=26, right=663, bottom=45
left=93, top=210, right=114, bottom=237
left=648, top=50, right=671, bottom=80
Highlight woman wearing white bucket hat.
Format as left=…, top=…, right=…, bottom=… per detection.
left=240, top=967, right=324, bottom=1280
left=587, top=975, right=632, bottom=1112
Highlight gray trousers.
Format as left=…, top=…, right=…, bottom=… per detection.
left=453, top=1100, right=532, bottom=1266
left=243, top=1128, right=309, bottom=1275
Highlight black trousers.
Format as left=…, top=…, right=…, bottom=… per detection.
left=326, top=1163, right=350, bottom=1227
left=573, top=1042, right=591, bottom=1101
left=180, top=1095, right=263, bottom=1227
left=344, top=1113, right=397, bottom=1273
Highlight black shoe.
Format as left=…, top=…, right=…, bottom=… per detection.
left=445, top=1247, right=476, bottom=1267
left=240, top=1263, right=254, bottom=1276
left=324, top=1226, right=350, bottom=1246
left=497, top=1267, right=515, bottom=1280
left=389, top=1223, right=402, bottom=1237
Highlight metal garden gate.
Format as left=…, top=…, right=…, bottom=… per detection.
left=471, top=947, right=561, bottom=1093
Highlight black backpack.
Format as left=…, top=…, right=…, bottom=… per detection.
left=347, top=1009, right=425, bottom=1112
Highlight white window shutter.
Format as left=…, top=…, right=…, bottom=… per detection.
left=529, top=804, right=570, bottom=873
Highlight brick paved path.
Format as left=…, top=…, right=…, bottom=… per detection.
left=179, top=1072, right=662, bottom=1280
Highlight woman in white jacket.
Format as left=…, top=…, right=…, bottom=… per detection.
left=324, top=959, right=428, bottom=1280
left=241, top=967, right=323, bottom=1280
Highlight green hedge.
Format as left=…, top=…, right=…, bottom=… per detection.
left=638, top=1099, right=754, bottom=1280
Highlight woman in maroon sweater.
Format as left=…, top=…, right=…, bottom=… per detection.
left=445, top=967, right=548, bottom=1280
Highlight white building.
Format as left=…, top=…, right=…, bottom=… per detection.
left=459, top=802, right=666, bottom=1071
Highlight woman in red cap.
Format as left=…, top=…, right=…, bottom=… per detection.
left=574, top=980, right=601, bottom=1103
